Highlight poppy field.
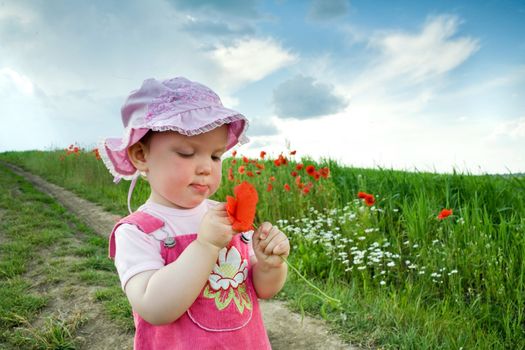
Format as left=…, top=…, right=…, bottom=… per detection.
left=0, top=147, right=524, bottom=349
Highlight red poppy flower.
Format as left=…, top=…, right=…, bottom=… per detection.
left=232, top=150, right=237, bottom=157
left=256, top=170, right=261, bottom=175
left=269, top=176, right=276, bottom=182
left=274, top=158, right=282, bottom=167
left=295, top=175, right=301, bottom=186
left=260, top=151, right=266, bottom=159
left=232, top=159, right=237, bottom=165
left=246, top=171, right=254, bottom=177
left=228, top=167, right=234, bottom=181
left=306, top=165, right=316, bottom=176
left=291, top=171, right=298, bottom=177
left=92, top=148, right=101, bottom=160
left=267, top=183, right=273, bottom=192
left=284, top=184, right=291, bottom=191
left=319, top=167, right=330, bottom=178
left=438, top=209, right=453, bottom=220
left=243, top=156, right=250, bottom=164
left=256, top=163, right=265, bottom=170
left=278, top=154, right=288, bottom=165
left=296, top=164, right=304, bottom=171
left=364, top=196, right=375, bottom=206
left=290, top=150, right=297, bottom=155
left=238, top=166, right=245, bottom=174
left=302, top=187, right=310, bottom=195
left=226, top=181, right=259, bottom=232
left=358, top=192, right=375, bottom=206
left=313, top=171, right=320, bottom=181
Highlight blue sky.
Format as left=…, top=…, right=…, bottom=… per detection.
left=1, top=0, right=524, bottom=174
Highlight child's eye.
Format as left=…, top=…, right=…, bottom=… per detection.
left=212, top=155, right=222, bottom=161
left=177, top=152, right=194, bottom=158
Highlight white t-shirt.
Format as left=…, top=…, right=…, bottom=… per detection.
left=114, top=198, right=254, bottom=290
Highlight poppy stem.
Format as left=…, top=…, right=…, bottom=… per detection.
left=279, top=255, right=341, bottom=306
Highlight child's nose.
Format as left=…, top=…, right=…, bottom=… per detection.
left=196, top=157, right=212, bottom=175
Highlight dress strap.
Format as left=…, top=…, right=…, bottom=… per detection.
left=108, top=211, right=165, bottom=259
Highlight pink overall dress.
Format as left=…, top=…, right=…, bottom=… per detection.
left=109, top=211, right=272, bottom=350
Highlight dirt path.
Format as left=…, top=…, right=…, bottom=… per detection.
left=3, top=162, right=356, bottom=350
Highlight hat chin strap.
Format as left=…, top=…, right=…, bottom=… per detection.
left=127, top=172, right=140, bottom=214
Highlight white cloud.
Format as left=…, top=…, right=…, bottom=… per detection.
left=0, top=67, right=34, bottom=95
left=488, top=117, right=525, bottom=140
left=268, top=108, right=523, bottom=174
left=371, top=15, right=480, bottom=83
left=210, top=38, right=297, bottom=90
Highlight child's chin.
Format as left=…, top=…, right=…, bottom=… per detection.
left=181, top=198, right=206, bottom=209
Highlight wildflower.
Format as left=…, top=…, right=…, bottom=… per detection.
left=319, top=167, right=330, bottom=178
left=302, top=187, right=310, bottom=195
left=267, top=183, right=273, bottom=192
left=232, top=150, right=237, bottom=157
left=278, top=154, right=288, bottom=165
left=295, top=176, right=302, bottom=186
left=290, top=150, right=296, bottom=155
left=243, top=156, right=250, bottom=164
left=238, top=166, right=245, bottom=174
left=256, top=170, right=261, bottom=175
left=274, top=158, right=282, bottom=167
left=296, top=164, right=304, bottom=171
left=284, top=184, right=291, bottom=192
left=246, top=171, right=254, bottom=177
left=91, top=148, right=101, bottom=160
left=313, top=171, right=321, bottom=181
left=256, top=163, right=265, bottom=170
left=306, top=165, right=316, bottom=176
left=357, top=192, right=375, bottom=206
left=291, top=171, right=298, bottom=177
left=232, top=159, right=237, bottom=165
left=228, top=167, right=234, bottom=181
left=226, top=181, right=258, bottom=232
left=438, top=209, right=453, bottom=220
left=260, top=151, right=266, bottom=159
left=269, top=176, right=276, bottom=182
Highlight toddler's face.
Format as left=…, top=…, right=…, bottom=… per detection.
left=144, top=125, right=228, bottom=209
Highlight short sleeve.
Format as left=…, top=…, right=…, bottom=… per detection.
left=114, top=223, right=165, bottom=290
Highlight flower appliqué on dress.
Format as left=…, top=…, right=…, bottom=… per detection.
left=203, top=246, right=252, bottom=314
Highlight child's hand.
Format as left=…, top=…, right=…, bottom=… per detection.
left=253, top=222, right=290, bottom=269
left=197, top=203, right=235, bottom=250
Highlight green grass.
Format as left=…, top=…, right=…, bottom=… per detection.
left=0, top=163, right=133, bottom=349
left=1, top=149, right=524, bottom=349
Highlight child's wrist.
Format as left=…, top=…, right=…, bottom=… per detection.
left=256, top=259, right=284, bottom=273
left=195, top=237, right=222, bottom=255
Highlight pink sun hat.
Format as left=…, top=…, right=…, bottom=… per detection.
left=99, top=77, right=249, bottom=213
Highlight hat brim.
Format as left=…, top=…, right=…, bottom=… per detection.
left=99, top=108, right=249, bottom=181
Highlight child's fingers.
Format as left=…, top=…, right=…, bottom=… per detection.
left=273, top=237, right=290, bottom=256
left=263, top=231, right=286, bottom=255
left=256, top=222, right=273, bottom=240
left=257, top=226, right=280, bottom=253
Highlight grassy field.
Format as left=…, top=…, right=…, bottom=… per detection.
left=0, top=160, right=133, bottom=349
left=0, top=148, right=524, bottom=349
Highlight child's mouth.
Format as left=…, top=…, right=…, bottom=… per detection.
left=190, top=184, right=208, bottom=193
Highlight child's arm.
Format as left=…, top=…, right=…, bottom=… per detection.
left=124, top=204, right=234, bottom=325
left=251, top=222, right=290, bottom=299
